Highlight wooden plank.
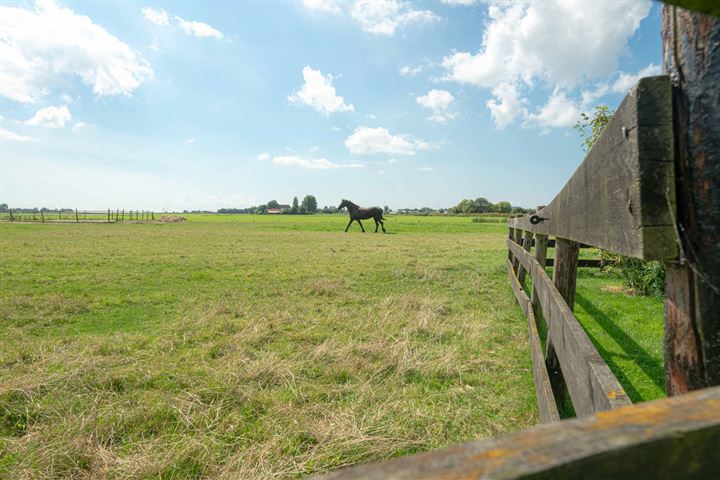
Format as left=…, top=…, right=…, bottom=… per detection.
left=662, top=5, right=720, bottom=395
left=531, top=233, right=548, bottom=316
left=507, top=259, right=560, bottom=423
left=545, top=258, right=603, bottom=268
left=312, top=386, right=720, bottom=480
left=507, top=76, right=676, bottom=260
left=518, top=230, right=533, bottom=284
left=508, top=240, right=631, bottom=416
left=512, top=228, right=523, bottom=273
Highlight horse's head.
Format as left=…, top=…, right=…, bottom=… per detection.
left=338, top=199, right=350, bottom=211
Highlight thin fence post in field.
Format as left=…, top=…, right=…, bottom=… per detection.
left=508, top=227, right=515, bottom=263
left=546, top=237, right=580, bottom=407
left=122, top=210, right=125, bottom=221
left=107, top=209, right=110, bottom=223
left=33, top=209, right=36, bottom=221
left=9, top=209, right=13, bottom=222
left=152, top=211, right=155, bottom=220
left=512, top=228, right=523, bottom=274
left=662, top=5, right=720, bottom=395
left=531, top=233, right=549, bottom=317
left=75, top=209, right=79, bottom=223
left=518, top=230, right=533, bottom=284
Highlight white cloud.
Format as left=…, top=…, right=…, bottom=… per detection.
left=176, top=17, right=223, bottom=38
left=142, top=7, right=169, bottom=25
left=303, top=0, right=342, bottom=15
left=486, top=82, right=527, bottom=129
left=612, top=63, right=662, bottom=93
left=525, top=91, right=581, bottom=129
left=0, top=127, right=36, bottom=142
left=399, top=65, right=423, bottom=76
left=72, top=121, right=88, bottom=131
left=344, top=126, right=430, bottom=155
left=288, top=66, right=354, bottom=116
left=309, top=145, right=320, bottom=152
left=24, top=105, right=72, bottom=128
left=418, top=166, right=434, bottom=171
left=441, top=0, right=478, bottom=5
left=257, top=152, right=271, bottom=161
left=416, top=89, right=456, bottom=123
left=0, top=0, right=153, bottom=104
left=441, top=1, right=652, bottom=129
left=183, top=138, right=196, bottom=144
left=272, top=155, right=363, bottom=170
left=350, top=0, right=441, bottom=36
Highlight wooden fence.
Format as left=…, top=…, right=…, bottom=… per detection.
left=312, top=3, right=720, bottom=476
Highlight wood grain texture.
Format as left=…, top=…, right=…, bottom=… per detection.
left=312, top=386, right=720, bottom=480
left=531, top=234, right=548, bottom=316
left=662, top=5, right=720, bottom=395
left=518, top=230, right=533, bottom=284
left=508, top=240, right=631, bottom=416
left=507, top=76, right=676, bottom=260
left=507, top=259, right=560, bottom=423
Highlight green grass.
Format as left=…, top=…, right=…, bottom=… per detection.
left=0, top=214, right=665, bottom=479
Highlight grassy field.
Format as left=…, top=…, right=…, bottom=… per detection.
left=0, top=214, right=663, bottom=479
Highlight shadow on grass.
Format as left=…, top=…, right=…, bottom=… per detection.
left=575, top=293, right=665, bottom=402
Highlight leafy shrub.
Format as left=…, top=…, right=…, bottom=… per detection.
left=601, top=252, right=666, bottom=297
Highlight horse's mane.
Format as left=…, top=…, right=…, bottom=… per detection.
left=343, top=199, right=360, bottom=209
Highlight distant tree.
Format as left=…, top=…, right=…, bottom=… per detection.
left=291, top=196, right=299, bottom=214
left=383, top=205, right=390, bottom=214
left=255, top=204, right=268, bottom=214
left=0, top=203, right=7, bottom=212
left=267, top=200, right=279, bottom=209
left=494, top=201, right=512, bottom=213
left=301, top=195, right=317, bottom=214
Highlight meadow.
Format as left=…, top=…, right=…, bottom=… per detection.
left=0, top=214, right=663, bottom=479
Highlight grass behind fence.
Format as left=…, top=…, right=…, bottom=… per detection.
left=0, top=215, right=664, bottom=479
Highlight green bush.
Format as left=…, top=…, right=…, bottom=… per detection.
left=602, top=252, right=665, bottom=297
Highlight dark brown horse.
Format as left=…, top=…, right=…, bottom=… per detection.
left=338, top=199, right=386, bottom=233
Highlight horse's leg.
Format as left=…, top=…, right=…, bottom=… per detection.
left=345, top=218, right=353, bottom=232
left=374, top=218, right=379, bottom=232
left=379, top=218, right=386, bottom=233
left=357, top=219, right=365, bottom=232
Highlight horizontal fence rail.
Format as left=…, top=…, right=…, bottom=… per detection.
left=508, top=76, right=677, bottom=261
left=312, top=386, right=720, bottom=479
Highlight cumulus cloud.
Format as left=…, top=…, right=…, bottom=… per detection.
left=0, top=0, right=153, bottom=104
left=142, top=7, right=169, bottom=25
left=399, top=64, right=423, bottom=76
left=344, top=126, right=431, bottom=155
left=0, top=127, right=36, bottom=142
left=257, top=152, right=271, bottom=161
left=351, top=0, right=440, bottom=36
left=303, top=0, right=342, bottom=15
left=525, top=91, right=581, bottom=129
left=441, top=1, right=652, bottom=129
left=302, top=0, right=440, bottom=36
left=24, top=105, right=72, bottom=128
left=416, top=89, right=456, bottom=123
left=441, top=0, right=478, bottom=5
left=176, top=17, right=223, bottom=38
left=272, top=155, right=363, bottom=170
left=142, top=6, right=222, bottom=39
left=288, top=66, right=354, bottom=116
left=612, top=63, right=662, bottom=93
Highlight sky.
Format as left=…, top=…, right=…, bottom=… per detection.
left=0, top=0, right=664, bottom=211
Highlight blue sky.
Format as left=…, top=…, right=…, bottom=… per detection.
left=0, top=0, right=663, bottom=211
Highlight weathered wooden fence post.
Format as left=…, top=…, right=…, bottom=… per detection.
left=518, top=230, right=533, bottom=284
left=545, top=238, right=580, bottom=405
left=662, top=5, right=720, bottom=395
left=531, top=233, right=548, bottom=316
left=512, top=228, right=523, bottom=273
